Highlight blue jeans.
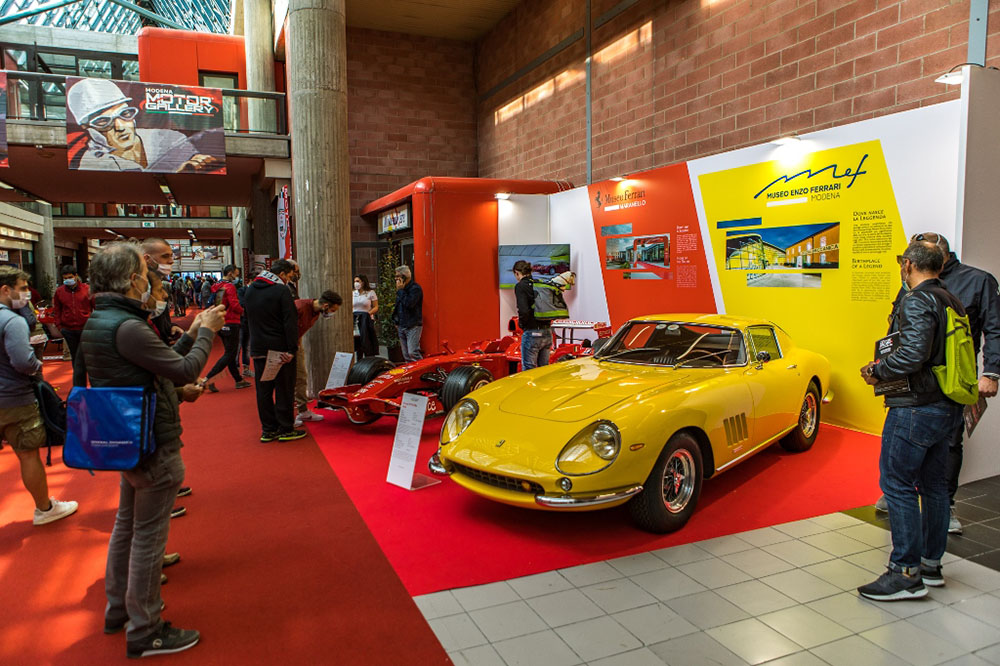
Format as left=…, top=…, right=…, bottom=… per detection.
left=398, top=325, right=422, bottom=362
left=879, top=401, right=963, bottom=571
left=521, top=328, right=552, bottom=370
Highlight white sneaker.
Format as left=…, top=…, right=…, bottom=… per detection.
left=948, top=507, right=963, bottom=535
left=294, top=417, right=303, bottom=428
left=298, top=410, right=324, bottom=422
left=33, top=498, right=79, bottom=526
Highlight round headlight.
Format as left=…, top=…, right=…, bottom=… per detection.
left=591, top=423, right=620, bottom=460
left=441, top=398, right=478, bottom=445
left=556, top=420, right=621, bottom=475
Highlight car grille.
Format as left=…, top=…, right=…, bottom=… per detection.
left=452, top=462, right=544, bottom=495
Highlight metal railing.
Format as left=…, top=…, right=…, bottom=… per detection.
left=52, top=202, right=232, bottom=219
left=3, top=70, right=287, bottom=135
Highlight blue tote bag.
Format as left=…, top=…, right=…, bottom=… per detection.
left=64, top=386, right=157, bottom=471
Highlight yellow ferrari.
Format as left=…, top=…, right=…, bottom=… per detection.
left=429, top=314, right=832, bottom=533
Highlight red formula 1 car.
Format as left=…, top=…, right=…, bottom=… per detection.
left=317, top=319, right=613, bottom=425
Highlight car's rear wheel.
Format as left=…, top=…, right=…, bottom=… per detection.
left=781, top=381, right=821, bottom=452
left=346, top=356, right=394, bottom=386
left=441, top=366, right=493, bottom=411
left=629, top=432, right=703, bottom=533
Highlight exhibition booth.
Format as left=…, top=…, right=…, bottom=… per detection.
left=309, top=66, right=1000, bottom=596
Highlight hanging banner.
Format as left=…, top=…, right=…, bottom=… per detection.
left=65, top=77, right=226, bottom=174
left=277, top=184, right=293, bottom=259
left=0, top=72, right=8, bottom=168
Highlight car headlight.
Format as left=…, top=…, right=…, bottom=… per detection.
left=556, top=421, right=621, bottom=476
left=441, top=398, right=478, bottom=445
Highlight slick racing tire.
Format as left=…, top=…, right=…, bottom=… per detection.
left=346, top=356, right=394, bottom=386
left=441, top=366, right=493, bottom=412
left=781, top=381, right=821, bottom=452
left=629, top=432, right=703, bottom=534
left=554, top=353, right=577, bottom=363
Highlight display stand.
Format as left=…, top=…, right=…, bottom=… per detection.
left=386, top=393, right=441, bottom=491
left=325, top=352, right=353, bottom=389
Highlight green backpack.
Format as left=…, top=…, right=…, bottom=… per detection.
left=931, top=302, right=979, bottom=405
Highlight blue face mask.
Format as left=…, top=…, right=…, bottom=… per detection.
left=63, top=278, right=76, bottom=287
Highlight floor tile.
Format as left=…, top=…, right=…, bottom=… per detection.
left=759, top=568, right=842, bottom=603
left=469, top=600, right=548, bottom=642
left=580, top=578, right=658, bottom=614
left=707, top=618, right=802, bottom=665
left=715, top=580, right=798, bottom=616
left=845, top=548, right=891, bottom=574
left=800, top=531, right=872, bottom=558
left=611, top=603, right=699, bottom=645
left=607, top=552, right=670, bottom=577
left=961, top=524, right=1000, bottom=549
left=926, top=578, right=984, bottom=605
left=526, top=589, right=605, bottom=628
left=630, top=566, right=708, bottom=602
left=803, top=558, right=879, bottom=591
left=721, top=547, right=796, bottom=578
left=414, top=590, right=464, bottom=619
left=676, top=557, right=753, bottom=589
left=947, top=536, right=998, bottom=560
left=879, top=595, right=943, bottom=619
left=975, top=643, right=1000, bottom=665
left=452, top=581, right=520, bottom=612
left=651, top=542, right=715, bottom=567
left=861, top=619, right=966, bottom=666
left=448, top=644, right=506, bottom=666
left=737, top=525, right=795, bottom=548
left=664, top=590, right=750, bottom=630
left=759, top=604, right=853, bottom=649
left=806, top=591, right=904, bottom=633
left=969, top=549, right=1000, bottom=573
left=492, top=630, right=581, bottom=666
left=942, top=559, right=1000, bottom=592
left=939, top=654, right=997, bottom=666
left=559, top=561, right=624, bottom=588
left=953, top=502, right=1000, bottom=525
left=647, top=631, right=749, bottom=666
left=587, top=647, right=668, bottom=666
left=837, top=523, right=893, bottom=548
left=952, top=593, right=1000, bottom=628
left=508, top=571, right=574, bottom=599
left=763, top=540, right=837, bottom=568
left=907, top=606, right=1000, bottom=652
left=760, top=652, right=828, bottom=666
left=697, top=534, right=756, bottom=557
left=965, top=493, right=1000, bottom=513
left=428, top=613, right=489, bottom=652
left=555, top=616, right=642, bottom=662
left=773, top=518, right=831, bottom=538
left=809, top=635, right=909, bottom=666
left=812, top=512, right=867, bottom=530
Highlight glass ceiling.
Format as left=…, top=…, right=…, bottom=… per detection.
left=0, top=0, right=231, bottom=34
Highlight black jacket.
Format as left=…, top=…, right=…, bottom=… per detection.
left=875, top=278, right=965, bottom=407
left=393, top=280, right=423, bottom=328
left=244, top=275, right=298, bottom=356
left=515, top=276, right=548, bottom=330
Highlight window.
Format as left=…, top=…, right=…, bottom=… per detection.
left=120, top=60, right=140, bottom=81
left=820, top=235, right=827, bottom=247
left=748, top=327, right=781, bottom=360
left=200, top=72, right=239, bottom=131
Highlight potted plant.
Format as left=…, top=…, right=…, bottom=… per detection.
left=374, top=244, right=404, bottom=362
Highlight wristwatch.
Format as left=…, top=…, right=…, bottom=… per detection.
left=983, top=372, right=1000, bottom=380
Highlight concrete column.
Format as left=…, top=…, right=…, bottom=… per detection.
left=287, top=0, right=352, bottom=399
left=34, top=202, right=59, bottom=299
left=232, top=206, right=250, bottom=269
left=244, top=0, right=277, bottom=132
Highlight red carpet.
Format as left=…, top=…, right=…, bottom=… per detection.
left=311, top=411, right=882, bottom=596
left=0, top=318, right=448, bottom=666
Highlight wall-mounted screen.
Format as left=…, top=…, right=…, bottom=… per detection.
left=499, top=244, right=571, bottom=288
left=378, top=203, right=411, bottom=235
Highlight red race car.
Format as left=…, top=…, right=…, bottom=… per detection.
left=316, top=319, right=612, bottom=425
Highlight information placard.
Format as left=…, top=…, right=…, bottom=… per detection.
left=386, top=393, right=440, bottom=491
left=325, top=352, right=354, bottom=390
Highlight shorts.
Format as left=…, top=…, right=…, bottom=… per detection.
left=0, top=402, right=47, bottom=452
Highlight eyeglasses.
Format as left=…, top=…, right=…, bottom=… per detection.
left=87, top=106, right=139, bottom=131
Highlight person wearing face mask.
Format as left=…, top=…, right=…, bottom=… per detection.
left=72, top=242, right=224, bottom=658
left=0, top=266, right=79, bottom=526
left=201, top=265, right=249, bottom=393
left=857, top=242, right=966, bottom=602
left=352, top=274, right=378, bottom=359
left=141, top=238, right=182, bottom=344
left=52, top=264, right=93, bottom=364
left=293, top=291, right=342, bottom=427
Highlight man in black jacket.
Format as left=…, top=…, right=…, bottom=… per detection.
left=857, top=242, right=965, bottom=601
left=392, top=265, right=423, bottom=361
left=244, top=259, right=304, bottom=442
left=513, top=260, right=552, bottom=370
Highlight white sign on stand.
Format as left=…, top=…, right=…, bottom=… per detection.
left=325, top=352, right=354, bottom=389
left=386, top=393, right=441, bottom=491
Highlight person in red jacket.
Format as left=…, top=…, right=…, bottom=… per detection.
left=52, top=264, right=93, bottom=363
left=202, top=264, right=250, bottom=392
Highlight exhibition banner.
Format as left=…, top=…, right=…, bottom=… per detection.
left=65, top=77, right=226, bottom=174
left=0, top=72, right=8, bottom=168
left=277, top=184, right=293, bottom=259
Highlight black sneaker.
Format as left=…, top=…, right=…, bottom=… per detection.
left=235, top=380, right=252, bottom=389
left=921, top=564, right=944, bottom=587
left=260, top=431, right=278, bottom=443
left=170, top=506, right=186, bottom=519
left=858, top=568, right=927, bottom=601
left=126, top=622, right=200, bottom=659
left=206, top=382, right=219, bottom=393
left=176, top=486, right=192, bottom=498
left=277, top=429, right=307, bottom=442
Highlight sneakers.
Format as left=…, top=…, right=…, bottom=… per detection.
left=33, top=498, right=79, bottom=526
left=293, top=417, right=303, bottom=428
left=235, top=380, right=252, bottom=389
left=126, top=622, right=200, bottom=659
left=163, top=552, right=181, bottom=568
left=242, top=368, right=254, bottom=378
left=858, top=568, right=927, bottom=601
left=277, top=429, right=307, bottom=442
left=260, top=431, right=278, bottom=443
left=298, top=410, right=324, bottom=422
left=170, top=506, right=186, bottom=519
left=921, top=563, right=944, bottom=587
left=875, top=495, right=888, bottom=513
left=205, top=382, right=219, bottom=393
left=949, top=507, right=963, bottom=535
left=176, top=487, right=192, bottom=498
left=161, top=573, right=168, bottom=585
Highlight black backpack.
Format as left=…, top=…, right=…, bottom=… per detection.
left=33, top=379, right=66, bottom=466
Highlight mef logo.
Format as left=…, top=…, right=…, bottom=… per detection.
left=594, top=191, right=603, bottom=208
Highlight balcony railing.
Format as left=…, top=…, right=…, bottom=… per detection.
left=3, top=70, right=287, bottom=135
left=52, top=202, right=232, bottom=218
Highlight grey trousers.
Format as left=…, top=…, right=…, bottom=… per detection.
left=398, top=325, right=423, bottom=362
left=105, top=448, right=185, bottom=641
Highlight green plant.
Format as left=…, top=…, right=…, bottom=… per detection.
left=374, top=245, right=399, bottom=348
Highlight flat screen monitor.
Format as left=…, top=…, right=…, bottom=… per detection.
left=499, top=244, right=571, bottom=288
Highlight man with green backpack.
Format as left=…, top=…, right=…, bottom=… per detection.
left=857, top=241, right=975, bottom=602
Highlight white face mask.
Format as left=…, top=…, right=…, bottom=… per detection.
left=152, top=300, right=167, bottom=317
left=157, top=263, right=172, bottom=277
left=10, top=294, right=29, bottom=309
left=354, top=282, right=362, bottom=290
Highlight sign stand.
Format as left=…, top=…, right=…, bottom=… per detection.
left=325, top=352, right=354, bottom=390
left=386, top=393, right=441, bottom=491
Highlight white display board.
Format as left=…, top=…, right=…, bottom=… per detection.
left=325, top=352, right=354, bottom=389
left=386, top=393, right=440, bottom=491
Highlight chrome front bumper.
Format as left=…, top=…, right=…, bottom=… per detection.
left=428, top=452, right=451, bottom=476
left=534, top=485, right=643, bottom=508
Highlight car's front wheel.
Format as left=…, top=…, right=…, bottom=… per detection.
left=629, top=432, right=703, bottom=534
left=781, top=381, right=821, bottom=452
left=440, top=365, right=493, bottom=411
left=346, top=356, right=394, bottom=386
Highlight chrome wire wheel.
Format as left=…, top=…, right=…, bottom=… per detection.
left=800, top=391, right=818, bottom=439
left=662, top=449, right=696, bottom=514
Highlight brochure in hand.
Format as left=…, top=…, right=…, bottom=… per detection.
left=964, top=396, right=988, bottom=436
left=873, top=332, right=911, bottom=396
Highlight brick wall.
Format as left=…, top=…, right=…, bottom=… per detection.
left=478, top=0, right=1000, bottom=184
left=347, top=28, right=477, bottom=276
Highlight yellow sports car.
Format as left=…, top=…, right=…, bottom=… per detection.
left=429, top=314, right=832, bottom=533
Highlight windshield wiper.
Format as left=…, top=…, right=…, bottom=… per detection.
left=596, top=346, right=662, bottom=361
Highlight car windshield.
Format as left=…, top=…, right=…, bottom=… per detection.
left=595, top=321, right=746, bottom=367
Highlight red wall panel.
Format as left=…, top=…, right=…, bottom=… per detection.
left=137, top=28, right=247, bottom=87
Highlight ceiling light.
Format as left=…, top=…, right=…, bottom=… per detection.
left=935, top=71, right=964, bottom=85
left=770, top=135, right=801, bottom=146
left=495, top=192, right=510, bottom=200
left=611, top=176, right=627, bottom=182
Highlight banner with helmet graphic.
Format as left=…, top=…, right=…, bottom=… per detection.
left=0, top=72, right=8, bottom=168
left=65, top=77, right=226, bottom=174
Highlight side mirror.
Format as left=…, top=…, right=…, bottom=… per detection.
left=756, top=351, right=771, bottom=363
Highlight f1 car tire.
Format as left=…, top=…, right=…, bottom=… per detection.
left=781, top=381, right=821, bottom=452
left=554, top=353, right=577, bottom=363
left=629, top=431, right=703, bottom=534
left=441, top=366, right=493, bottom=412
left=346, top=356, right=394, bottom=386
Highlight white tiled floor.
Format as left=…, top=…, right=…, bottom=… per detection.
left=414, top=512, right=1000, bottom=666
